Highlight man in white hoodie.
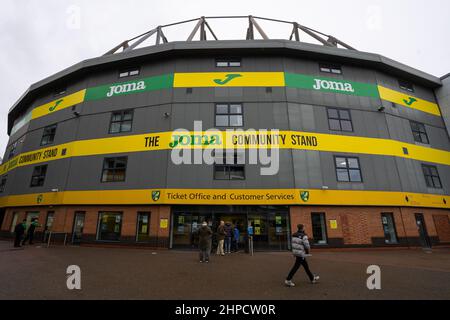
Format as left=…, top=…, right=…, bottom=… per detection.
left=285, top=224, right=319, bottom=287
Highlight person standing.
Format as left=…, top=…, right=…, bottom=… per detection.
left=216, top=220, right=226, bottom=256
left=285, top=224, right=319, bottom=287
left=233, top=224, right=240, bottom=252
left=198, top=221, right=213, bottom=263
left=22, top=217, right=40, bottom=245
left=14, top=219, right=27, bottom=248
left=224, top=222, right=233, bottom=254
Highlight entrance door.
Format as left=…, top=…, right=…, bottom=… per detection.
left=172, top=213, right=212, bottom=248
left=72, top=212, right=85, bottom=244
left=415, top=213, right=431, bottom=248
left=214, top=214, right=247, bottom=251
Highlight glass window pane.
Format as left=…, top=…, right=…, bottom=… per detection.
left=229, top=166, right=245, bottom=180
left=339, top=110, right=350, bottom=120
left=429, top=166, right=438, bottom=176
left=349, top=169, right=362, bottom=182
left=215, top=115, right=229, bottom=126
left=328, top=119, right=341, bottom=131
left=112, top=113, right=122, bottom=121
left=229, top=115, right=243, bottom=127
left=214, top=166, right=229, bottom=179
left=115, top=158, right=127, bottom=168
left=412, top=132, right=421, bottom=142
left=229, top=104, right=242, bottom=114
left=425, top=175, right=433, bottom=187
left=110, top=123, right=121, bottom=133
left=340, top=120, right=353, bottom=132
left=320, top=67, right=331, bottom=73
left=99, top=213, right=122, bottom=241
left=335, top=157, right=347, bottom=168
left=119, top=72, right=129, bottom=78
left=331, top=68, right=342, bottom=74
left=114, top=170, right=126, bottom=181
left=129, top=70, right=139, bottom=76
left=420, top=134, right=429, bottom=144
left=432, top=177, right=442, bottom=188
left=120, top=121, right=132, bottom=132
left=216, top=61, right=228, bottom=67
left=123, top=111, right=133, bottom=120
left=336, top=169, right=349, bottom=182
left=216, top=105, right=228, bottom=114
left=347, top=158, right=359, bottom=169
left=327, top=108, right=339, bottom=118
left=229, top=61, right=241, bottom=67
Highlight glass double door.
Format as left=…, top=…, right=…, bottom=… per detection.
left=171, top=211, right=290, bottom=251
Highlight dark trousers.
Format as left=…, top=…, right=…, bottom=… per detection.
left=22, top=231, right=34, bottom=245
left=14, top=233, right=23, bottom=247
left=286, top=256, right=314, bottom=281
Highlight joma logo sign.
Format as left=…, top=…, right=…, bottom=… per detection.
left=313, top=79, right=355, bottom=93
left=107, top=81, right=146, bottom=97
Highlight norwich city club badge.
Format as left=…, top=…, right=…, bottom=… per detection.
left=152, top=190, right=161, bottom=202
left=300, top=191, right=309, bottom=202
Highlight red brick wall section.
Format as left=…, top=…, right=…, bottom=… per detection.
left=433, top=215, right=450, bottom=243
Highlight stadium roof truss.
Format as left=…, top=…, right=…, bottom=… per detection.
left=104, top=15, right=357, bottom=56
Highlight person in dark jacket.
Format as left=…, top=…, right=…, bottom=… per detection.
left=216, top=220, right=226, bottom=256
left=224, top=222, right=233, bottom=254
left=14, top=219, right=27, bottom=247
left=22, top=217, right=40, bottom=245
left=197, top=221, right=213, bottom=263
left=285, top=224, right=319, bottom=287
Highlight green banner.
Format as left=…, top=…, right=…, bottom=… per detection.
left=85, top=74, right=174, bottom=101
left=285, top=73, right=380, bottom=98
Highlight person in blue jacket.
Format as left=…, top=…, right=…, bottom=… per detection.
left=233, top=224, right=240, bottom=252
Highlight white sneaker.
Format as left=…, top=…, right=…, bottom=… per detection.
left=311, top=275, right=320, bottom=284
left=284, top=280, right=295, bottom=287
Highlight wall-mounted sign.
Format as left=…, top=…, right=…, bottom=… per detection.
left=329, top=220, right=338, bottom=229
left=160, top=218, right=168, bottom=229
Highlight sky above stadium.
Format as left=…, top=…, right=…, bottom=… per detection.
left=0, top=0, right=449, bottom=155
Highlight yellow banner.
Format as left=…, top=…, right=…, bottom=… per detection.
left=173, top=72, right=285, bottom=87
left=378, top=86, right=441, bottom=116
left=1, top=130, right=450, bottom=176
left=0, top=188, right=448, bottom=209
left=31, top=90, right=86, bottom=120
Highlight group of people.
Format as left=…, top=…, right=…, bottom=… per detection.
left=13, top=217, right=40, bottom=247
left=197, top=220, right=319, bottom=287
left=196, top=220, right=240, bottom=263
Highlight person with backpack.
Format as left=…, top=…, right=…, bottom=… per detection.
left=224, top=222, right=233, bottom=254
left=285, top=224, right=319, bottom=287
left=14, top=219, right=27, bottom=248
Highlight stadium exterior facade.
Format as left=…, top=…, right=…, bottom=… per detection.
left=1, top=17, right=450, bottom=250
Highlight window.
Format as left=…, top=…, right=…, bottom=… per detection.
left=335, top=156, right=362, bottom=182
left=0, top=176, right=7, bottom=193
left=410, top=121, right=429, bottom=144
left=398, top=80, right=414, bottom=92
left=311, top=213, right=328, bottom=244
left=53, top=87, right=66, bottom=96
left=214, top=150, right=245, bottom=180
left=136, top=212, right=151, bottom=242
left=8, top=142, right=17, bottom=160
left=215, top=59, right=241, bottom=67
left=119, top=68, right=140, bottom=78
left=40, top=124, right=57, bottom=146
left=97, top=212, right=122, bottom=241
left=109, top=110, right=133, bottom=134
left=30, top=165, right=47, bottom=187
left=319, top=64, right=342, bottom=74
left=327, top=108, right=353, bottom=132
left=381, top=213, right=398, bottom=244
left=215, top=103, right=243, bottom=127
left=44, top=211, right=55, bottom=232
left=422, top=164, right=442, bottom=189
left=101, top=157, right=127, bottom=182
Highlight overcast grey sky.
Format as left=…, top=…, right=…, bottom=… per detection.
left=1, top=0, right=449, bottom=154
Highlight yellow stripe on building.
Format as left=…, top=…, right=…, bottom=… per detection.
left=378, top=85, right=441, bottom=116
left=173, top=72, right=285, bottom=87
left=1, top=130, right=450, bottom=176
left=0, top=188, right=448, bottom=209
left=31, top=89, right=86, bottom=120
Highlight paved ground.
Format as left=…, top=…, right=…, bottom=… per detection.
left=0, top=240, right=449, bottom=300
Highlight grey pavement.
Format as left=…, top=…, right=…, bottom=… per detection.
left=0, top=240, right=449, bottom=300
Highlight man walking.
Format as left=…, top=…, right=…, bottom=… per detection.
left=22, top=217, right=40, bottom=245
left=216, top=220, right=226, bottom=256
left=14, top=219, right=27, bottom=248
left=198, top=221, right=213, bottom=263
left=285, top=224, right=319, bottom=287
left=224, top=222, right=233, bottom=254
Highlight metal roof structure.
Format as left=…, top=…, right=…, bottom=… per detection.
left=104, top=15, right=357, bottom=55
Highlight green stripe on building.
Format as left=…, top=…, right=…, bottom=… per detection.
left=85, top=74, right=174, bottom=101
left=284, top=73, right=380, bottom=98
